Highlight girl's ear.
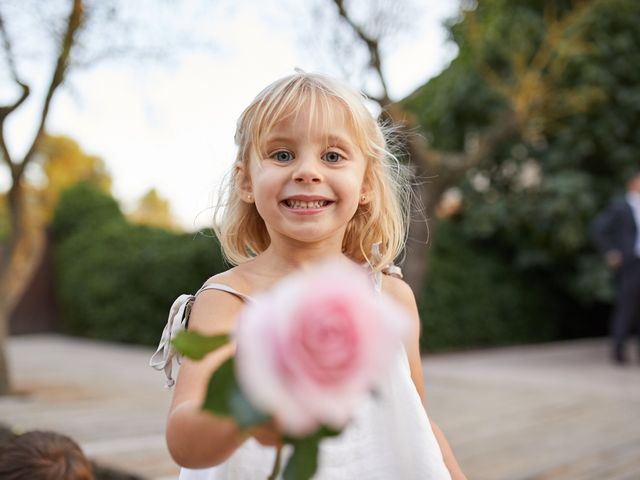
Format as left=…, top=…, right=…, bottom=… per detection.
left=359, top=176, right=373, bottom=205
left=235, top=163, right=254, bottom=204
left=359, top=191, right=372, bottom=205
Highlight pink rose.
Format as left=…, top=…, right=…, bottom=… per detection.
left=234, top=260, right=409, bottom=436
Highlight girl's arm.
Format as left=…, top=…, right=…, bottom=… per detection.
left=166, top=341, right=244, bottom=467
left=383, top=276, right=468, bottom=480
left=166, top=288, right=278, bottom=468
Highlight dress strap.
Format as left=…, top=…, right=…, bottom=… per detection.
left=149, top=282, right=251, bottom=388
left=196, top=282, right=253, bottom=303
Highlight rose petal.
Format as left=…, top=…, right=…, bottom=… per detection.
left=234, top=260, right=410, bottom=436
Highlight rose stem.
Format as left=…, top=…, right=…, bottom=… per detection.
left=267, top=445, right=283, bottom=480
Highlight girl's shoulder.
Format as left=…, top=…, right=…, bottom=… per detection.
left=150, top=268, right=250, bottom=387
left=200, top=260, right=270, bottom=294
left=380, top=274, right=417, bottom=310
left=200, top=267, right=247, bottom=294
left=189, top=267, right=252, bottom=335
left=379, top=273, right=421, bottom=342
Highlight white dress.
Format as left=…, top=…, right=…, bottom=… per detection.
left=151, top=277, right=451, bottom=480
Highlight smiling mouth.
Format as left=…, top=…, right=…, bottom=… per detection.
left=282, top=199, right=333, bottom=209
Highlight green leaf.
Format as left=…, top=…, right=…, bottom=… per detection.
left=202, top=356, right=235, bottom=417
left=230, top=385, right=271, bottom=430
left=316, top=425, right=341, bottom=438
left=201, top=357, right=271, bottom=431
left=282, top=425, right=341, bottom=445
left=172, top=330, right=230, bottom=360
left=282, top=436, right=321, bottom=480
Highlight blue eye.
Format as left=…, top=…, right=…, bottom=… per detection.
left=273, top=150, right=293, bottom=162
left=323, top=151, right=343, bottom=163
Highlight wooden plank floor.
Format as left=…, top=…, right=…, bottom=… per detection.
left=423, top=339, right=640, bottom=480
left=2, top=336, right=180, bottom=480
left=2, top=335, right=639, bottom=479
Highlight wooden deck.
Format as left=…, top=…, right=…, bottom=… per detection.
left=424, top=339, right=640, bottom=480
left=2, top=335, right=639, bottom=479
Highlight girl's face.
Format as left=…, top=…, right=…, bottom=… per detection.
left=241, top=103, right=368, bottom=248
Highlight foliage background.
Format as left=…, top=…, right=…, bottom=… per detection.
left=43, top=0, right=639, bottom=351
left=52, top=183, right=224, bottom=345
left=402, top=0, right=639, bottom=350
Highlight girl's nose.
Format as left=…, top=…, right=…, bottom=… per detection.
left=292, top=156, right=322, bottom=183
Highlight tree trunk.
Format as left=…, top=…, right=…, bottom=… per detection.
left=0, top=305, right=11, bottom=395
left=0, top=180, right=26, bottom=394
left=0, top=180, right=24, bottom=278
left=402, top=180, right=432, bottom=293
left=402, top=175, right=450, bottom=294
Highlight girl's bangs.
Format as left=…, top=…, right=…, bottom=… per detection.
left=249, top=77, right=369, bottom=158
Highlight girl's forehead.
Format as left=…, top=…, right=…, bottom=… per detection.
left=262, top=100, right=356, bottom=144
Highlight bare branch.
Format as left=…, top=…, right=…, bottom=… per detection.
left=0, top=83, right=29, bottom=125
left=0, top=8, right=20, bottom=84
left=332, top=0, right=391, bottom=105
left=18, top=0, right=84, bottom=179
left=0, top=8, right=31, bottom=174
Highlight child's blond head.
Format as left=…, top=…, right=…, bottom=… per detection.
left=215, top=72, right=412, bottom=271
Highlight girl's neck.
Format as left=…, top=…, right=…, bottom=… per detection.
left=252, top=239, right=352, bottom=278
left=230, top=240, right=358, bottom=296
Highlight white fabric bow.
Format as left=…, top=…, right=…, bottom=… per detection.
left=371, top=242, right=403, bottom=293
left=149, top=293, right=194, bottom=388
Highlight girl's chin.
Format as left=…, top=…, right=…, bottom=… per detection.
left=274, top=229, right=343, bottom=246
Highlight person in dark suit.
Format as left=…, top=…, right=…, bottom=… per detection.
left=591, top=172, right=640, bottom=364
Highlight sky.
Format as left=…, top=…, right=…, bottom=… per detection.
left=1, top=0, right=460, bottom=230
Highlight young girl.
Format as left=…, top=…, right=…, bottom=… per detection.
left=153, top=72, right=466, bottom=479
left=0, top=430, right=95, bottom=480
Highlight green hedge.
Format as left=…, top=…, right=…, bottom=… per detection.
left=52, top=183, right=225, bottom=345
left=418, top=219, right=564, bottom=352
left=52, top=184, right=590, bottom=351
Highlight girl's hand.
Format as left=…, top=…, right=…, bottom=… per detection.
left=248, top=419, right=282, bottom=447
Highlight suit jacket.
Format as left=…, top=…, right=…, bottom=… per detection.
left=591, top=198, right=638, bottom=266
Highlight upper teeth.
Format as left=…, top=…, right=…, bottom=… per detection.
left=286, top=200, right=327, bottom=209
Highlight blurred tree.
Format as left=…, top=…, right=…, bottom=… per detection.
left=0, top=134, right=111, bottom=313
left=128, top=188, right=180, bottom=231
left=0, top=133, right=112, bottom=391
left=299, top=0, right=635, bottom=345
left=0, top=1, right=83, bottom=395
left=0, top=195, right=7, bottom=242
left=0, top=0, right=219, bottom=394
left=309, top=0, right=601, bottom=292
left=38, top=134, right=112, bottom=220
left=312, top=1, right=621, bottom=277
left=405, top=0, right=639, bottom=334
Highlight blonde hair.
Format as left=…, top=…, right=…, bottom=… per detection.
left=214, top=72, right=412, bottom=271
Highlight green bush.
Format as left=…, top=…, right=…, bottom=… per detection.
left=418, top=219, right=564, bottom=352
left=53, top=183, right=225, bottom=345
left=52, top=182, right=125, bottom=238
